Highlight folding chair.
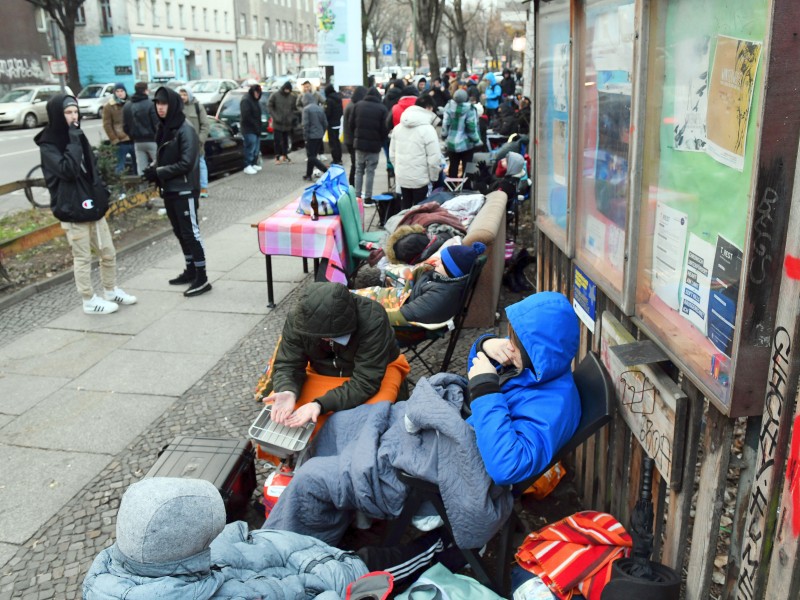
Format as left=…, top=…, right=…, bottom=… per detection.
left=393, top=253, right=486, bottom=375
left=338, top=187, right=384, bottom=283
left=383, top=351, right=615, bottom=594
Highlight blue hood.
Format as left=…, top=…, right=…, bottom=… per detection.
left=485, top=72, right=497, bottom=85
left=505, top=291, right=578, bottom=384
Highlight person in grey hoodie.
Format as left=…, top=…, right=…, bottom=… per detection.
left=301, top=92, right=328, bottom=181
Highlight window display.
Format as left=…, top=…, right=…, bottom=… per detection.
left=534, top=0, right=571, bottom=252
left=634, top=0, right=768, bottom=413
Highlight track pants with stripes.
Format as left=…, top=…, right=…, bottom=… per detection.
left=164, top=191, right=206, bottom=269
left=356, top=530, right=463, bottom=585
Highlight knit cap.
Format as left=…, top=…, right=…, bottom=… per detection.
left=454, top=89, right=468, bottom=103
left=114, top=82, right=126, bottom=92
left=441, top=242, right=486, bottom=278
left=62, top=96, right=78, bottom=110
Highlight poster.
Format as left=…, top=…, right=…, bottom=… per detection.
left=573, top=266, right=597, bottom=333
left=553, top=43, right=569, bottom=112
left=594, top=88, right=631, bottom=229
left=584, top=213, right=607, bottom=259
left=316, top=0, right=362, bottom=85
left=553, top=119, right=567, bottom=186
left=608, top=224, right=625, bottom=272
left=680, top=234, right=715, bottom=334
left=705, top=35, right=762, bottom=171
left=708, top=235, right=742, bottom=356
left=652, top=202, right=689, bottom=310
left=590, top=3, right=635, bottom=73
left=673, top=36, right=711, bottom=152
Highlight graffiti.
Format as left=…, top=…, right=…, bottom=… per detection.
left=618, top=369, right=657, bottom=415
left=785, top=254, right=800, bottom=280
left=639, top=415, right=673, bottom=477
left=737, top=326, right=791, bottom=599
left=748, top=186, right=778, bottom=285
left=0, top=57, right=46, bottom=82
left=787, top=415, right=800, bottom=536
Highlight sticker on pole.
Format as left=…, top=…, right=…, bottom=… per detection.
left=49, top=60, right=68, bottom=75
left=573, top=265, right=597, bottom=333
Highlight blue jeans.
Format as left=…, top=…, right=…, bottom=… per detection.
left=243, top=133, right=259, bottom=167
left=199, top=155, right=208, bottom=188
left=116, top=141, right=136, bottom=174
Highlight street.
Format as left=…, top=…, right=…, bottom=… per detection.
left=0, top=118, right=105, bottom=217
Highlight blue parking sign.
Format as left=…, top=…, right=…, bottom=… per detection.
left=382, top=43, right=393, bottom=56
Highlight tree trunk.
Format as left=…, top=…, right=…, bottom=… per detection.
left=62, top=24, right=81, bottom=94
left=457, top=31, right=468, bottom=73
left=422, top=31, right=440, bottom=78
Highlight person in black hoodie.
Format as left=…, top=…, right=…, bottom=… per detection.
left=500, top=68, right=517, bottom=98
left=350, top=87, right=388, bottom=203
left=240, top=84, right=263, bottom=175
left=35, top=94, right=137, bottom=314
left=323, top=83, right=343, bottom=165
left=342, top=86, right=366, bottom=186
left=123, top=81, right=159, bottom=175
left=143, top=86, right=210, bottom=297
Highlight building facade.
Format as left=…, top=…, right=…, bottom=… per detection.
left=0, top=1, right=57, bottom=94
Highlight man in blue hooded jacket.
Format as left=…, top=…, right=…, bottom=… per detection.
left=466, top=291, right=581, bottom=486
left=483, top=72, right=502, bottom=118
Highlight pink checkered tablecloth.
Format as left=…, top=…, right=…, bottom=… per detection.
left=256, top=199, right=348, bottom=284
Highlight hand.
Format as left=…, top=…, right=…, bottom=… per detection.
left=468, top=351, right=496, bottom=379
left=285, top=402, right=322, bottom=428
left=142, top=166, right=159, bottom=183
left=266, top=390, right=297, bottom=425
left=482, top=337, right=518, bottom=366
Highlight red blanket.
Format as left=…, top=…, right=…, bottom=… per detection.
left=398, top=201, right=467, bottom=234
left=516, top=511, right=632, bottom=600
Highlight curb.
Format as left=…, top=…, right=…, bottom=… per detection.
left=0, top=226, right=173, bottom=312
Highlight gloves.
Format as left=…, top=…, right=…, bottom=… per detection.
left=142, top=166, right=159, bottom=183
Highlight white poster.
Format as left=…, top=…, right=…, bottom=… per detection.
left=652, top=202, right=688, bottom=310
left=608, top=224, right=625, bottom=272
left=552, top=43, right=569, bottom=113
left=316, top=0, right=363, bottom=85
left=680, top=233, right=715, bottom=334
left=590, top=4, right=635, bottom=73
left=584, top=213, right=606, bottom=259
left=673, top=36, right=710, bottom=152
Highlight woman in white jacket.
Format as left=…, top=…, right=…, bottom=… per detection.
left=389, top=95, right=443, bottom=210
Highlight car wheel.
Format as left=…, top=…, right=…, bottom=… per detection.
left=23, top=112, right=38, bottom=129
left=97, top=106, right=104, bottom=119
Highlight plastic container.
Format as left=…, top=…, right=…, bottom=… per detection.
left=249, top=405, right=315, bottom=459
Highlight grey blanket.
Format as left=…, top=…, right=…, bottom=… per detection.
left=264, top=373, right=513, bottom=549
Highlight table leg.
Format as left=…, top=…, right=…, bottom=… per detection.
left=313, top=258, right=320, bottom=276
left=265, top=255, right=275, bottom=308
left=303, top=258, right=309, bottom=273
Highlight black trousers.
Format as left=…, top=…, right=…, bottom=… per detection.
left=327, top=127, right=342, bottom=164
left=274, top=130, right=291, bottom=157
left=164, top=191, right=205, bottom=268
left=400, top=185, right=429, bottom=210
left=305, top=138, right=328, bottom=177
left=447, top=149, right=474, bottom=178
left=347, top=144, right=356, bottom=185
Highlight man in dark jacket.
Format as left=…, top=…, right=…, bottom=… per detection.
left=267, top=282, right=402, bottom=428
left=323, top=83, right=343, bottom=165
left=143, top=86, right=210, bottom=297
left=35, top=94, right=137, bottom=314
left=342, top=86, right=367, bottom=185
left=301, top=93, right=329, bottom=181
left=350, top=87, right=388, bottom=203
left=240, top=84, right=263, bottom=175
left=267, top=80, right=298, bottom=164
left=500, top=68, right=517, bottom=98
left=123, top=81, right=159, bottom=175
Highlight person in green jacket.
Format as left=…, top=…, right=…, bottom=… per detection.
left=266, top=282, right=403, bottom=428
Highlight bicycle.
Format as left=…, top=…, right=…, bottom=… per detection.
left=23, top=164, right=50, bottom=208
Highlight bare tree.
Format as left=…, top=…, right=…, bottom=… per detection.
left=443, top=0, right=482, bottom=74
left=414, top=0, right=447, bottom=77
left=25, top=0, right=85, bottom=93
left=384, top=4, right=412, bottom=67
left=361, top=0, right=382, bottom=84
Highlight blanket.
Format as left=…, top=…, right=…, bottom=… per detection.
left=265, top=373, right=513, bottom=549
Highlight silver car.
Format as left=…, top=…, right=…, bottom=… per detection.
left=77, top=82, right=115, bottom=119
left=0, top=84, right=73, bottom=129
left=188, top=79, right=239, bottom=115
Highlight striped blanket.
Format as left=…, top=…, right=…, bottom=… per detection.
left=515, top=511, right=632, bottom=600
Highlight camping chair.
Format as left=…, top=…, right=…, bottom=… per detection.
left=383, top=350, right=615, bottom=594
left=338, top=187, right=383, bottom=282
left=393, top=253, right=486, bottom=375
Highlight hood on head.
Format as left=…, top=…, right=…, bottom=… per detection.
left=454, top=89, right=468, bottom=104
left=401, top=104, right=436, bottom=127
left=351, top=86, right=368, bottom=103
left=153, top=86, right=185, bottom=132
left=386, top=224, right=430, bottom=264
left=114, top=478, right=225, bottom=574
left=248, top=84, right=262, bottom=100
left=302, top=92, right=317, bottom=106
left=505, top=292, right=579, bottom=383
left=35, top=94, right=77, bottom=150
left=281, top=81, right=293, bottom=93
left=401, top=85, right=420, bottom=98
left=366, top=87, right=381, bottom=100
left=506, top=152, right=526, bottom=178
left=176, top=85, right=194, bottom=102
left=324, top=83, right=336, bottom=96
left=293, top=282, right=358, bottom=338
left=485, top=72, right=497, bottom=85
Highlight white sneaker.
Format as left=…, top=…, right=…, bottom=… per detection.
left=243, top=165, right=258, bottom=175
left=83, top=295, right=119, bottom=315
left=105, top=287, right=137, bottom=305
left=253, top=164, right=263, bottom=171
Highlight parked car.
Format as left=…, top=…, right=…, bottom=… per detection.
left=76, top=82, right=115, bottom=119
left=263, top=74, right=297, bottom=92
left=204, top=117, right=245, bottom=177
left=216, top=88, right=303, bottom=154
left=0, top=84, right=74, bottom=129
left=296, top=67, right=323, bottom=91
left=188, top=79, right=239, bottom=115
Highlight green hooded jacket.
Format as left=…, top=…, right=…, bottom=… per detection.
left=269, top=282, right=401, bottom=413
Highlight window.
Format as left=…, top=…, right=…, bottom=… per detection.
left=155, top=48, right=163, bottom=72
left=239, top=13, right=246, bottom=36
left=243, top=52, right=249, bottom=74
left=224, top=11, right=229, bottom=33
left=203, top=8, right=208, bottom=31
left=289, top=22, right=293, bottom=39
left=136, top=0, right=145, bottom=25
left=165, top=2, right=172, bottom=28
left=264, top=17, right=270, bottom=38
left=75, top=6, right=86, bottom=25
left=34, top=8, right=47, bottom=32
left=178, top=4, right=185, bottom=28
left=99, top=0, right=113, bottom=34
left=151, top=0, right=159, bottom=27
left=191, top=6, right=197, bottom=30
left=206, top=49, right=212, bottom=75
left=214, top=9, right=219, bottom=32
left=252, top=16, right=258, bottom=38
left=255, top=53, right=261, bottom=74
left=169, top=49, right=177, bottom=73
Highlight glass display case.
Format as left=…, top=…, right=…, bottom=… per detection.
left=633, top=0, right=768, bottom=415
left=534, top=0, right=572, bottom=253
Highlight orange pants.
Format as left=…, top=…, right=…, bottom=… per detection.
left=257, top=354, right=410, bottom=463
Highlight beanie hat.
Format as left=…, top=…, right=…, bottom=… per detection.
left=115, top=477, right=225, bottom=567
left=62, top=96, right=78, bottom=110
left=441, top=242, right=486, bottom=278
left=114, top=82, right=127, bottom=92
left=469, top=74, right=479, bottom=82
left=454, top=89, right=468, bottom=103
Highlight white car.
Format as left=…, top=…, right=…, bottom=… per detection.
left=0, top=84, right=74, bottom=129
left=77, top=82, right=115, bottom=119
left=296, top=68, right=323, bottom=92
left=188, top=79, right=239, bottom=114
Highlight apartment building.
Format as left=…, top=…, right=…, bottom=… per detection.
left=0, top=1, right=57, bottom=94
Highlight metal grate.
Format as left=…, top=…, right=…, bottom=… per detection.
left=248, top=405, right=314, bottom=459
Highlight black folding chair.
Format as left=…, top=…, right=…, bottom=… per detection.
left=383, top=351, right=616, bottom=593
left=393, top=254, right=487, bottom=375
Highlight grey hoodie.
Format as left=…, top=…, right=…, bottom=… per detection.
left=302, top=93, right=328, bottom=141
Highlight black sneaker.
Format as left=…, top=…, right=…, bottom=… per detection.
left=184, top=280, right=212, bottom=297
left=302, top=175, right=313, bottom=181
left=363, top=197, right=374, bottom=206
left=169, top=269, right=195, bottom=285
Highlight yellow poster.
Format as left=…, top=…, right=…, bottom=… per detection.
left=705, top=35, right=762, bottom=171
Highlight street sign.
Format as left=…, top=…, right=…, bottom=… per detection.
left=382, top=43, right=393, bottom=56
left=49, top=59, right=67, bottom=75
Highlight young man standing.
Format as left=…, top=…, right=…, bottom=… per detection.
left=123, top=81, right=159, bottom=175
left=323, top=83, right=343, bottom=165
left=102, top=83, right=135, bottom=174
left=301, top=93, right=328, bottom=182
left=240, top=84, right=263, bottom=175
left=350, top=87, right=388, bottom=203
left=267, top=80, right=297, bottom=164
left=144, top=87, right=210, bottom=297
left=177, top=86, right=211, bottom=197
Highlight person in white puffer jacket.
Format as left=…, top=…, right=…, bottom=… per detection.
left=389, top=95, right=443, bottom=210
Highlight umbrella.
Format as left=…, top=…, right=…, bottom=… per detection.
left=628, top=456, right=655, bottom=578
